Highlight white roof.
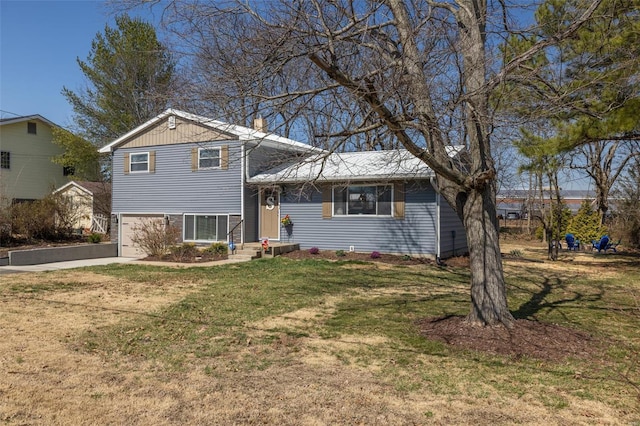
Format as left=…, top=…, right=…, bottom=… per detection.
left=248, top=147, right=463, bottom=183
left=98, top=108, right=322, bottom=154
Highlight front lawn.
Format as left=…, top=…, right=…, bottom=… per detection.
left=0, top=243, right=638, bottom=424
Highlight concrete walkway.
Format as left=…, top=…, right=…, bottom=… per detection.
left=0, top=256, right=253, bottom=275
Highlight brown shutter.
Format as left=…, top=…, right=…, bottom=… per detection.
left=393, top=182, right=405, bottom=219
left=149, top=151, right=156, bottom=173
left=124, top=153, right=130, bottom=175
left=221, top=145, right=228, bottom=170
left=191, top=148, right=198, bottom=171
left=322, top=186, right=332, bottom=219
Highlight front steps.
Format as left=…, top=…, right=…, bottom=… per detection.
left=227, top=242, right=300, bottom=261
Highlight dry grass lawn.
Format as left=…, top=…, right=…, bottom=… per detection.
left=0, top=242, right=638, bottom=425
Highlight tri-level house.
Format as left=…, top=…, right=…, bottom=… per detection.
left=99, top=109, right=468, bottom=258
left=0, top=115, right=70, bottom=204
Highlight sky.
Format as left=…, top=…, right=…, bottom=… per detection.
left=0, top=0, right=152, bottom=128
left=0, top=1, right=595, bottom=191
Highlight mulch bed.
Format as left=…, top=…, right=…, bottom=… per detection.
left=416, top=315, right=602, bottom=362
left=282, top=249, right=437, bottom=266
left=142, top=253, right=228, bottom=263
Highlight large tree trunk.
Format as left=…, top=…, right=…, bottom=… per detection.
left=457, top=185, right=514, bottom=327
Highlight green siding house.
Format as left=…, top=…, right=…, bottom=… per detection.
left=0, top=115, right=70, bottom=204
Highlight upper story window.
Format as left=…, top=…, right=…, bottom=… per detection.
left=199, top=148, right=221, bottom=169
left=130, top=152, right=149, bottom=172
left=191, top=145, right=228, bottom=171
left=124, top=151, right=155, bottom=174
left=333, top=185, right=392, bottom=216
left=1, top=151, right=10, bottom=169
left=27, top=122, right=37, bottom=134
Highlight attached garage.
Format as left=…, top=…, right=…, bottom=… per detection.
left=120, top=214, right=164, bottom=257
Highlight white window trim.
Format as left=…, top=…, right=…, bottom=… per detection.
left=332, top=184, right=394, bottom=217
left=183, top=213, right=229, bottom=242
left=129, top=152, right=149, bottom=173
left=198, top=147, right=221, bottom=170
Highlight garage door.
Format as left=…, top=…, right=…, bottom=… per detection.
left=120, top=214, right=164, bottom=257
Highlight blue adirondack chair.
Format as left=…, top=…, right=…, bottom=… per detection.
left=606, top=238, right=620, bottom=252
left=592, top=235, right=610, bottom=253
left=565, top=234, right=579, bottom=251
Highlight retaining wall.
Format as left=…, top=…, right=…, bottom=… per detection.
left=8, top=243, right=118, bottom=266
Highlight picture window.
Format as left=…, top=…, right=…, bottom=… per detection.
left=333, top=185, right=392, bottom=216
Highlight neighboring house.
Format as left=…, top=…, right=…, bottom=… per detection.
left=53, top=181, right=112, bottom=233
left=99, top=109, right=468, bottom=258
left=0, top=115, right=71, bottom=204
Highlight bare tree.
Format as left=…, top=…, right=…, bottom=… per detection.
left=570, top=141, right=640, bottom=223
left=128, top=0, right=603, bottom=326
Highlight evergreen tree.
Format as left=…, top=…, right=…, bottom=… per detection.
left=63, top=15, right=175, bottom=146
left=566, top=200, right=608, bottom=244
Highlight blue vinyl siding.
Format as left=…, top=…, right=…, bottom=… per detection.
left=279, top=181, right=440, bottom=256
left=112, top=141, right=243, bottom=214
left=439, top=195, right=468, bottom=257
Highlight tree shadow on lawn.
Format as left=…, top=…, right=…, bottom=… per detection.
left=418, top=271, right=608, bottom=362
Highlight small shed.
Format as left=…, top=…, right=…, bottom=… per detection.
left=54, top=181, right=111, bottom=233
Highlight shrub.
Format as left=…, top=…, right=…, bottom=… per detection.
left=402, top=254, right=412, bottom=261
left=9, top=193, right=79, bottom=241
left=203, top=242, right=228, bottom=256
left=566, top=200, right=607, bottom=244
left=168, top=243, right=199, bottom=262
left=509, top=249, right=523, bottom=257
left=0, top=201, right=11, bottom=244
left=335, top=249, right=346, bottom=257
left=87, top=233, right=102, bottom=243
left=370, top=251, right=381, bottom=259
left=309, top=247, right=320, bottom=255
left=130, top=219, right=180, bottom=257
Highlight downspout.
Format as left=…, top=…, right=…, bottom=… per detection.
left=241, top=142, right=246, bottom=246
left=430, top=176, right=441, bottom=260
left=117, top=213, right=122, bottom=257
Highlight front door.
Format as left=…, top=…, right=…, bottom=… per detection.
left=260, top=188, right=280, bottom=240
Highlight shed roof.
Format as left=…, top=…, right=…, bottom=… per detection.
left=54, top=180, right=111, bottom=196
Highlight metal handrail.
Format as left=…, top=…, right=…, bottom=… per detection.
left=227, top=219, right=243, bottom=253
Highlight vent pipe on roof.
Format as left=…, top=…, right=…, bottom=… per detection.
left=253, top=116, right=267, bottom=133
